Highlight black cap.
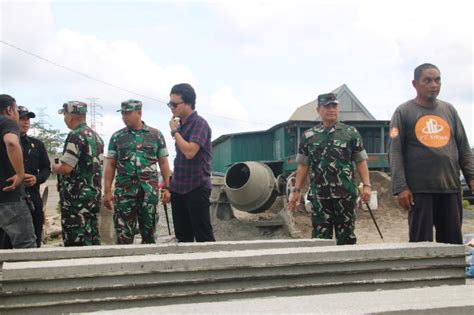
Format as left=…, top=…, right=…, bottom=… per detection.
left=18, top=106, right=36, bottom=118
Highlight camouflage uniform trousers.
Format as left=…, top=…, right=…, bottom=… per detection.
left=61, top=197, right=101, bottom=247
left=114, top=187, right=158, bottom=244
left=311, top=195, right=357, bottom=245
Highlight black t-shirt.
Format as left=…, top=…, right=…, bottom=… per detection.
left=0, top=115, right=22, bottom=202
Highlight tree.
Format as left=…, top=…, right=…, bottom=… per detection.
left=31, top=122, right=67, bottom=156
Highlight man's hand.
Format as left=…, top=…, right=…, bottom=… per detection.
left=287, top=191, right=301, bottom=211
left=161, top=189, right=170, bottom=204
left=398, top=189, right=414, bottom=210
left=24, top=174, right=37, bottom=187
left=3, top=174, right=24, bottom=192
left=52, top=163, right=61, bottom=174
left=360, top=186, right=371, bottom=203
left=103, top=191, right=114, bottom=210
left=169, top=117, right=179, bottom=131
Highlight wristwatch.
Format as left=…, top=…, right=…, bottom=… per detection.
left=291, top=187, right=301, bottom=193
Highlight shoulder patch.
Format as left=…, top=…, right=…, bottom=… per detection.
left=304, top=130, right=314, bottom=138
left=389, top=127, right=399, bottom=138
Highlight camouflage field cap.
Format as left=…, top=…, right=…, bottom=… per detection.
left=118, top=99, right=142, bottom=112
left=58, top=101, right=88, bottom=114
left=317, top=93, right=339, bottom=107
left=18, top=106, right=36, bottom=118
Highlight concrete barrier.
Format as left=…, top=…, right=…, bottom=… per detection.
left=0, top=239, right=334, bottom=263
left=83, top=285, right=474, bottom=315
left=0, top=242, right=466, bottom=314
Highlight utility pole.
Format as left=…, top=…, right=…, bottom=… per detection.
left=86, top=97, right=103, bottom=132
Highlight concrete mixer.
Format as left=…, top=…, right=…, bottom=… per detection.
left=210, top=161, right=301, bottom=239
left=224, top=161, right=279, bottom=213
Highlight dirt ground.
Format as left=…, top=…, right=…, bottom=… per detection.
left=290, top=203, right=474, bottom=244
left=210, top=198, right=474, bottom=244
left=210, top=171, right=474, bottom=244
left=290, top=171, right=474, bottom=244
left=42, top=171, right=474, bottom=245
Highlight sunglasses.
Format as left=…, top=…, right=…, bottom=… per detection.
left=167, top=101, right=185, bottom=109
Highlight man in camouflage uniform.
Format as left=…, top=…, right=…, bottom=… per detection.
left=52, top=101, right=104, bottom=246
left=104, top=100, right=171, bottom=244
left=288, top=93, right=371, bottom=245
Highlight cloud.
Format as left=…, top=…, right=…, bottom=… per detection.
left=1, top=1, right=55, bottom=83
left=210, top=0, right=472, bottom=124
left=207, top=87, right=249, bottom=120
left=44, top=29, right=197, bottom=106
left=1, top=1, right=197, bottom=132
left=204, top=86, right=258, bottom=137
left=1, top=0, right=472, bottom=146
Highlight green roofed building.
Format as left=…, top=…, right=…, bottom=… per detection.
left=212, top=84, right=390, bottom=177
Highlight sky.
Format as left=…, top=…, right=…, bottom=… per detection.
left=1, top=0, right=473, bottom=159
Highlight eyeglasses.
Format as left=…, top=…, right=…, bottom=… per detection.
left=167, top=101, right=184, bottom=109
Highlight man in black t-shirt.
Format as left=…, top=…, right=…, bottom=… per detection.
left=0, top=94, right=36, bottom=248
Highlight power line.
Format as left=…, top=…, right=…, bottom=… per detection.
left=1, top=40, right=165, bottom=104
left=1, top=40, right=273, bottom=127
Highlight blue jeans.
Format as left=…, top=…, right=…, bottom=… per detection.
left=0, top=200, right=37, bottom=248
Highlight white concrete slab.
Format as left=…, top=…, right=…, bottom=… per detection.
left=3, top=243, right=464, bottom=281
left=0, top=242, right=467, bottom=314
left=0, top=278, right=466, bottom=314
left=0, top=239, right=334, bottom=262
left=85, top=285, right=474, bottom=314
left=3, top=256, right=465, bottom=293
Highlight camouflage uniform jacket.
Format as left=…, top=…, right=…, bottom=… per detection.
left=60, top=123, right=104, bottom=202
left=296, top=122, right=368, bottom=199
left=107, top=122, right=168, bottom=196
